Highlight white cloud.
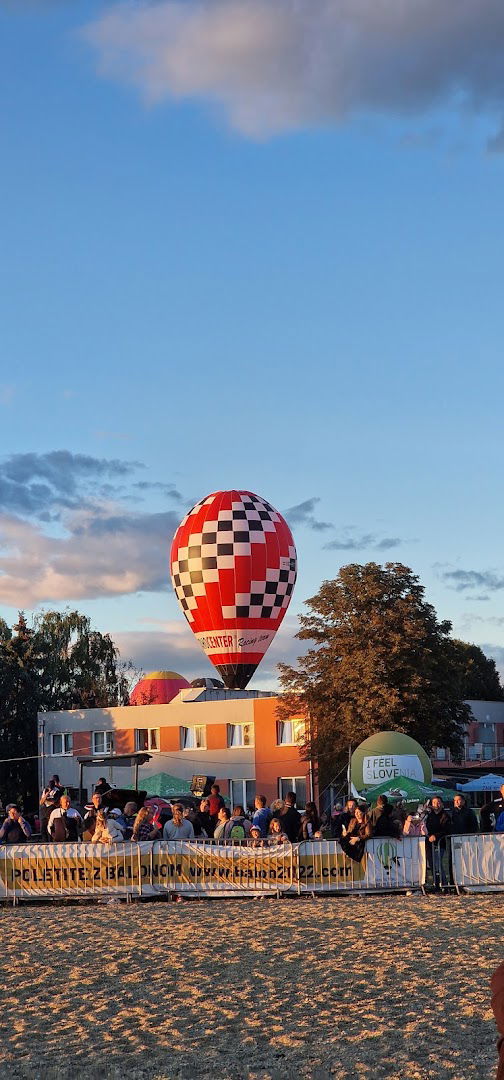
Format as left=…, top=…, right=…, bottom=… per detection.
left=83, top=0, right=504, bottom=138
left=114, top=614, right=305, bottom=690
left=0, top=505, right=180, bottom=607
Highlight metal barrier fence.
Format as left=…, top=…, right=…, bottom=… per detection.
left=0, top=835, right=501, bottom=902
left=450, top=832, right=504, bottom=890
left=0, top=837, right=427, bottom=902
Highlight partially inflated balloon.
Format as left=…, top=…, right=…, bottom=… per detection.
left=170, top=490, right=297, bottom=689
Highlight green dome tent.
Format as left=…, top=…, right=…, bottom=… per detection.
left=361, top=775, right=458, bottom=807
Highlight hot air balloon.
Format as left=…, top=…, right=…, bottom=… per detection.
left=170, top=490, right=297, bottom=690
left=130, top=670, right=190, bottom=705
left=190, top=677, right=225, bottom=689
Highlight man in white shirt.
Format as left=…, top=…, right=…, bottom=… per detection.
left=162, top=804, right=194, bottom=841
left=47, top=795, right=83, bottom=842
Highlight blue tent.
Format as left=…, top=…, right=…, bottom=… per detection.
left=456, top=773, right=504, bottom=792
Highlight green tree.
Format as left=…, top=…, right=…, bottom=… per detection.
left=0, top=610, right=130, bottom=807
left=451, top=640, right=504, bottom=701
left=278, top=563, right=470, bottom=780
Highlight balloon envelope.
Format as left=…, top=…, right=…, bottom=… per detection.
left=130, top=670, right=190, bottom=705
left=170, top=490, right=297, bottom=689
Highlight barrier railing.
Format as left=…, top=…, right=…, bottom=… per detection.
left=0, top=837, right=428, bottom=902
left=450, top=833, right=504, bottom=891
left=1, top=835, right=502, bottom=902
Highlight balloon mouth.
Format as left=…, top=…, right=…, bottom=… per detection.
left=215, top=663, right=258, bottom=691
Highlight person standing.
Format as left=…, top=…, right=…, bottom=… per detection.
left=82, top=792, right=103, bottom=841
left=279, top=792, right=301, bottom=843
left=162, top=804, right=195, bottom=841
left=424, top=797, right=452, bottom=888
left=252, top=796, right=271, bottom=838
left=481, top=784, right=504, bottom=833
left=451, top=794, right=479, bottom=834
left=299, top=802, right=320, bottom=840
left=208, top=784, right=225, bottom=830
left=94, top=777, right=112, bottom=796
left=47, top=795, right=83, bottom=842
left=0, top=805, right=32, bottom=844
left=39, top=775, right=64, bottom=841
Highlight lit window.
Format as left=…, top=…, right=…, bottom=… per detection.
left=92, top=731, right=113, bottom=755
left=277, top=719, right=306, bottom=746
left=279, top=776, right=307, bottom=810
left=135, top=728, right=160, bottom=752
left=180, top=726, right=206, bottom=750
left=51, top=733, right=73, bottom=756
left=434, top=747, right=447, bottom=760
left=227, top=723, right=254, bottom=748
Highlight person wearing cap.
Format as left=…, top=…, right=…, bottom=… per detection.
left=249, top=823, right=264, bottom=848
left=82, top=792, right=103, bottom=841
left=39, top=774, right=64, bottom=841
left=0, top=805, right=31, bottom=844
left=47, top=795, right=83, bottom=842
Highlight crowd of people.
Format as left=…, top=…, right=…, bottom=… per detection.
left=1, top=777, right=503, bottom=884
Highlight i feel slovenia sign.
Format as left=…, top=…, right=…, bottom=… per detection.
left=351, top=731, right=433, bottom=791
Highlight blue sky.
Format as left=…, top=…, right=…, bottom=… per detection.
left=2, top=1, right=504, bottom=689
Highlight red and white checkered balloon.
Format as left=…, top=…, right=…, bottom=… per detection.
left=170, top=490, right=297, bottom=689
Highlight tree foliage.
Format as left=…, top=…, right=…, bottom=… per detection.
left=0, top=610, right=130, bottom=807
left=278, top=563, right=471, bottom=778
left=451, top=640, right=504, bottom=701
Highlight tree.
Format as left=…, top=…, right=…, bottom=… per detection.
left=0, top=610, right=130, bottom=807
left=278, top=563, right=471, bottom=780
left=451, top=640, right=504, bottom=701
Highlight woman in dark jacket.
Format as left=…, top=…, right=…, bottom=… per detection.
left=424, top=797, right=452, bottom=887
left=299, top=801, right=320, bottom=840
left=339, top=806, right=371, bottom=862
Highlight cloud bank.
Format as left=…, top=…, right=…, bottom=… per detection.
left=285, top=497, right=333, bottom=532
left=0, top=451, right=183, bottom=607
left=83, top=0, right=504, bottom=139
left=440, top=568, right=504, bottom=594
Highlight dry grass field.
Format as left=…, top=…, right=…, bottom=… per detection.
left=0, top=893, right=501, bottom=1080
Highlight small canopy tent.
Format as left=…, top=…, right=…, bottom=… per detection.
left=456, top=774, right=504, bottom=792
left=361, top=775, right=458, bottom=806
left=126, top=772, right=192, bottom=798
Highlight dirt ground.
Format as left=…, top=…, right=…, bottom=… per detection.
left=0, top=893, right=501, bottom=1080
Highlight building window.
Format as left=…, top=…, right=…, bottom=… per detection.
left=227, top=723, right=254, bottom=748
left=229, top=779, right=256, bottom=811
left=277, top=719, right=306, bottom=746
left=92, top=731, right=113, bottom=756
left=135, top=728, right=160, bottom=752
left=434, top=747, right=447, bottom=760
left=279, top=776, right=307, bottom=810
left=51, top=732, right=73, bottom=756
left=180, top=726, right=206, bottom=750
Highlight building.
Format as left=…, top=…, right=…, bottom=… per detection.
left=432, top=699, right=504, bottom=774
left=38, top=687, right=314, bottom=809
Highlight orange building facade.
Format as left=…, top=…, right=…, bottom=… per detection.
left=38, top=689, right=314, bottom=810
